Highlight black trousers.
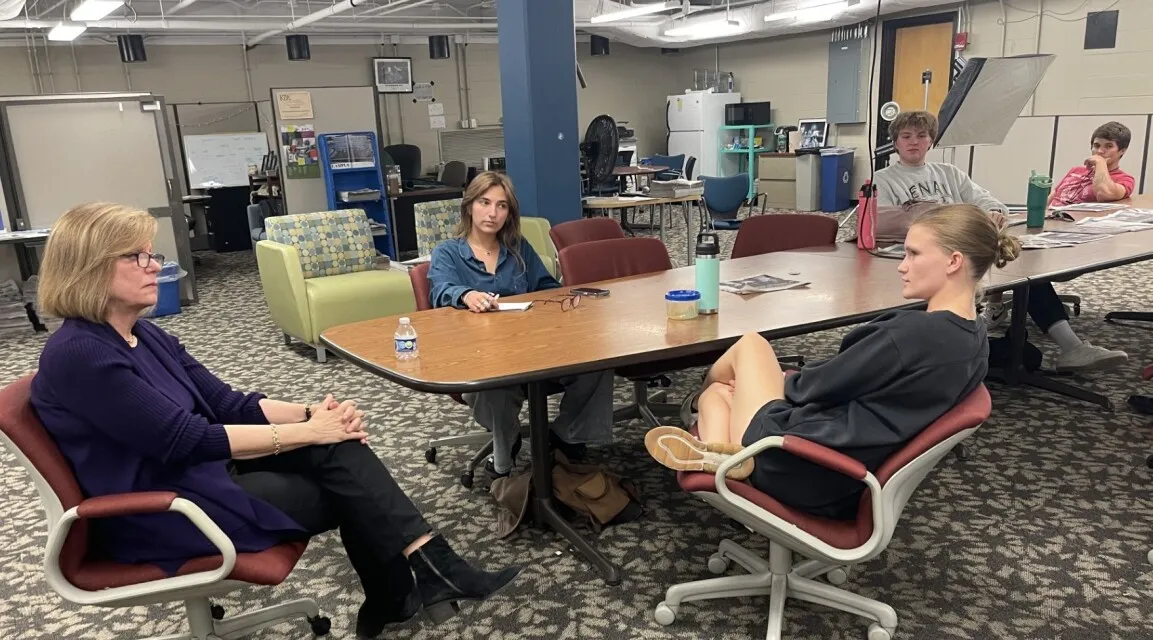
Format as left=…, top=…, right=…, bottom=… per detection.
left=1026, top=282, right=1069, bottom=333
left=230, top=441, right=431, bottom=602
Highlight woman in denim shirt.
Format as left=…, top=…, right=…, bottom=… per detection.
left=427, top=172, right=614, bottom=479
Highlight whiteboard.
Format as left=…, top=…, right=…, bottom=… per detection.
left=183, top=133, right=268, bottom=188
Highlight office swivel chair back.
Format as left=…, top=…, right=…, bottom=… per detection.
left=439, top=160, right=468, bottom=188
left=384, top=144, right=422, bottom=184
left=701, top=174, right=750, bottom=231
left=0, top=375, right=328, bottom=639
left=657, top=385, right=992, bottom=640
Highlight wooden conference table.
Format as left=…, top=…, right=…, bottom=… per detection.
left=321, top=251, right=1025, bottom=584
left=792, top=194, right=1153, bottom=409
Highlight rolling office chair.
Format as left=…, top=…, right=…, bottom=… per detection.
left=558, top=237, right=715, bottom=428
left=438, top=160, right=468, bottom=188
left=1105, top=310, right=1153, bottom=324
left=656, top=385, right=992, bottom=640
left=383, top=144, right=424, bottom=186
left=700, top=174, right=757, bottom=232
left=408, top=263, right=562, bottom=488
left=729, top=213, right=839, bottom=259
left=0, top=375, right=331, bottom=640
left=642, top=154, right=685, bottom=181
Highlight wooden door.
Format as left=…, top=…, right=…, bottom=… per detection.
left=892, top=22, right=954, bottom=115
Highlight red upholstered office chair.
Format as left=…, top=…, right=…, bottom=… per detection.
left=558, top=237, right=706, bottom=428
left=408, top=263, right=557, bottom=488
left=549, top=217, right=626, bottom=253
left=0, top=375, right=330, bottom=640
left=730, top=213, right=839, bottom=259
left=655, top=385, right=992, bottom=640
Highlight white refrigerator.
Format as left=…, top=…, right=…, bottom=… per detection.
left=665, top=91, right=741, bottom=178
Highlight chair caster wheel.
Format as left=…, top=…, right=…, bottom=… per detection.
left=867, top=623, right=893, bottom=640
left=308, top=615, right=331, bottom=636
left=654, top=602, right=677, bottom=626
left=955, top=444, right=970, bottom=460
left=706, top=553, right=730, bottom=575
left=210, top=604, right=225, bottom=620
left=460, top=472, right=474, bottom=489
left=1146, top=454, right=1153, bottom=469
left=1147, top=549, right=1153, bottom=565
left=659, top=375, right=672, bottom=388
left=425, top=447, right=437, bottom=463
left=826, top=567, right=849, bottom=585
left=1073, top=303, right=1081, bottom=316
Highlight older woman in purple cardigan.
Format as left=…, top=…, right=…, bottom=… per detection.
left=29, top=203, right=519, bottom=639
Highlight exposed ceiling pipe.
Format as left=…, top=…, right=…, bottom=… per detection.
left=166, top=0, right=206, bottom=15
left=358, top=0, right=436, bottom=17
left=245, top=0, right=370, bottom=47
left=0, top=17, right=513, bottom=31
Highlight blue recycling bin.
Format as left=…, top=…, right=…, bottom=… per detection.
left=152, top=262, right=186, bottom=317
left=820, top=148, right=855, bottom=212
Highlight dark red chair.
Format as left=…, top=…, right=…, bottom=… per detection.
left=408, top=261, right=560, bottom=488
left=0, top=375, right=330, bottom=638
left=730, top=213, right=839, bottom=259
left=655, top=385, right=992, bottom=640
left=558, top=237, right=699, bottom=427
left=549, top=217, right=627, bottom=254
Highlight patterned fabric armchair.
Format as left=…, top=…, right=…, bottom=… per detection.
left=414, top=198, right=462, bottom=257
left=256, top=209, right=415, bottom=362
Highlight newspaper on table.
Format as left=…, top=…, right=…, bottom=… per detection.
left=1070, top=209, right=1153, bottom=234
left=720, top=274, right=810, bottom=295
left=1018, top=231, right=1114, bottom=250
left=1051, top=202, right=1129, bottom=213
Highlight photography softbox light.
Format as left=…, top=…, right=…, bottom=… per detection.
left=936, top=54, right=1055, bottom=147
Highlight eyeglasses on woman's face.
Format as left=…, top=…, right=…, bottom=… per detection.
left=122, top=252, right=165, bottom=268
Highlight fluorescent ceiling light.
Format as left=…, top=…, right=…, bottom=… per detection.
left=591, top=1, right=680, bottom=24
left=47, top=22, right=87, bottom=41
left=765, top=0, right=848, bottom=23
left=70, top=0, right=123, bottom=21
left=665, top=17, right=746, bottom=38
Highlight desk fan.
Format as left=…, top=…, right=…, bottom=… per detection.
left=580, top=114, right=619, bottom=194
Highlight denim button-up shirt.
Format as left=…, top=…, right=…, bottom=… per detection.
left=428, top=237, right=560, bottom=309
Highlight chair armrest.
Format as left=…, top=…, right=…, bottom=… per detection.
left=76, top=491, right=178, bottom=519
left=255, top=240, right=313, bottom=343
left=712, top=436, right=885, bottom=563
left=45, top=494, right=238, bottom=606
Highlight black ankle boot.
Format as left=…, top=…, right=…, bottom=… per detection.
left=355, top=588, right=419, bottom=639
left=355, top=555, right=420, bottom=639
left=407, top=534, right=522, bottom=624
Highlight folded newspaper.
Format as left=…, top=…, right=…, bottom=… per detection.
left=1019, top=231, right=1113, bottom=249
left=720, top=274, right=810, bottom=295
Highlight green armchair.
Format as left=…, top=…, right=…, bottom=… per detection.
left=256, top=209, right=416, bottom=362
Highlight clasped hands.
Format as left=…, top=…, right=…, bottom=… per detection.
left=306, top=394, right=369, bottom=445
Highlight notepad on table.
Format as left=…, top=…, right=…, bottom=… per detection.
left=496, top=302, right=534, bottom=311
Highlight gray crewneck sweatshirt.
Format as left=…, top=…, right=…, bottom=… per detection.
left=874, top=161, right=1007, bottom=213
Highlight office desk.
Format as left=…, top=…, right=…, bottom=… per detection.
left=321, top=250, right=995, bottom=585
left=389, top=186, right=464, bottom=259
left=0, top=230, right=50, bottom=247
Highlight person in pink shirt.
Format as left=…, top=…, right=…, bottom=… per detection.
left=1049, top=121, right=1135, bottom=207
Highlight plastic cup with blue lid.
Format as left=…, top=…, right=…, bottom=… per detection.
left=666, top=289, right=701, bottom=320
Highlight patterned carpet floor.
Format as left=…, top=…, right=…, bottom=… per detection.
left=2, top=209, right=1153, bottom=639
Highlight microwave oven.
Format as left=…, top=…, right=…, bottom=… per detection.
left=725, top=101, right=772, bottom=126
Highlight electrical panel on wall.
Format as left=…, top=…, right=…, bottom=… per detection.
left=827, top=37, right=865, bottom=124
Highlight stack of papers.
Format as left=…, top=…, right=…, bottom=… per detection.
left=720, top=274, right=810, bottom=295
left=1051, top=202, right=1129, bottom=213
left=0, top=279, right=33, bottom=337
left=1070, top=209, right=1153, bottom=235
left=648, top=179, right=703, bottom=199
left=1019, top=231, right=1113, bottom=250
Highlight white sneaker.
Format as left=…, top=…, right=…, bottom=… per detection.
left=1054, top=342, right=1128, bottom=372
left=981, top=301, right=1010, bottom=330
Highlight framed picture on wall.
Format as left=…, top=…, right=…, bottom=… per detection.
left=373, top=57, right=413, bottom=93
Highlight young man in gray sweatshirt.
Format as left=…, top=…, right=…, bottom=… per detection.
left=873, top=111, right=1126, bottom=372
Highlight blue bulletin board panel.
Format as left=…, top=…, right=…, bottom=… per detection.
left=318, top=131, right=394, bottom=258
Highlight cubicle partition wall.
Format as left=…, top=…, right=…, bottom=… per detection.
left=270, top=86, right=382, bottom=215
left=938, top=113, right=1152, bottom=206
left=0, top=93, right=196, bottom=301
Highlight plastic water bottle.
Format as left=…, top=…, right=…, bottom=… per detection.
left=394, top=317, right=418, bottom=360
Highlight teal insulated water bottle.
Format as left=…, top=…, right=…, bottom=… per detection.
left=695, top=232, right=720, bottom=314
left=1027, top=171, right=1052, bottom=229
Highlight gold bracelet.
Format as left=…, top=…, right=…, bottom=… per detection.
left=271, top=424, right=282, bottom=455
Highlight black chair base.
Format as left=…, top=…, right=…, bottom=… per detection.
left=1105, top=311, right=1153, bottom=324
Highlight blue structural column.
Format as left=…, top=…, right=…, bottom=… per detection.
left=497, top=0, right=582, bottom=226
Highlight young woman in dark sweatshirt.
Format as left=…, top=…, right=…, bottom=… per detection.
left=645, top=203, right=1022, bottom=519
